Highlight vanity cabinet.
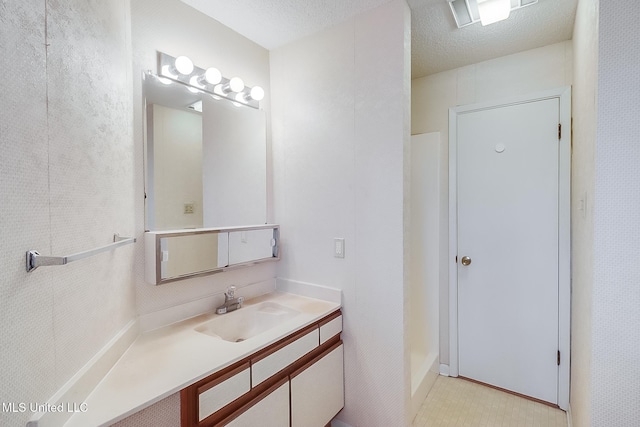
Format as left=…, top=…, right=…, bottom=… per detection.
left=291, top=341, right=344, bottom=427
left=217, top=377, right=290, bottom=427
left=181, top=310, right=343, bottom=427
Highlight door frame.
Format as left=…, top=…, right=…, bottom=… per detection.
left=448, top=87, right=571, bottom=410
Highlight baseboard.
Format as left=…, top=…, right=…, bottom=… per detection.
left=439, top=364, right=450, bottom=376
left=567, top=403, right=573, bottom=427
left=275, top=277, right=342, bottom=304
left=411, top=354, right=440, bottom=420
left=27, top=319, right=138, bottom=427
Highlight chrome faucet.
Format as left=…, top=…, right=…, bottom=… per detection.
left=216, top=286, right=244, bottom=314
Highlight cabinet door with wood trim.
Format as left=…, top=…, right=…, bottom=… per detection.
left=216, top=377, right=290, bottom=427
left=290, top=341, right=344, bottom=427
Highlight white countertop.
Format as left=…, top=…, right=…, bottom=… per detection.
left=64, top=292, right=340, bottom=427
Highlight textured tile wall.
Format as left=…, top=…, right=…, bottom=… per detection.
left=45, top=0, right=136, bottom=388
left=0, top=2, right=56, bottom=426
left=0, top=1, right=136, bottom=425
left=592, top=1, right=640, bottom=426
left=111, top=393, right=180, bottom=427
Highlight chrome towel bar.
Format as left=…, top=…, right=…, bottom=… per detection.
left=26, top=234, right=136, bottom=272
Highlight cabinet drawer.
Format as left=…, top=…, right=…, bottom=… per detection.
left=198, top=364, right=251, bottom=422
left=291, top=342, right=344, bottom=427
left=319, top=313, right=342, bottom=344
left=251, top=327, right=319, bottom=387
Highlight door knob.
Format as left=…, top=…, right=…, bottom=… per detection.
left=461, top=256, right=472, bottom=266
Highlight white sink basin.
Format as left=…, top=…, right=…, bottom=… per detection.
left=195, top=301, right=301, bottom=342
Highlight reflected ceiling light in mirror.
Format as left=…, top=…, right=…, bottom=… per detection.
left=189, top=75, right=204, bottom=89
left=213, top=84, right=226, bottom=97
left=157, top=52, right=263, bottom=109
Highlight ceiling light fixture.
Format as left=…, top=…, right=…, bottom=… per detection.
left=477, top=0, right=510, bottom=26
left=448, top=0, right=538, bottom=28
left=156, top=52, right=264, bottom=109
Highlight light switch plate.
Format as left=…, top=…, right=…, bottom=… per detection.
left=334, top=238, right=345, bottom=258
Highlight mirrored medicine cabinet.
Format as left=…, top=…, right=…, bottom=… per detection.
left=144, top=225, right=279, bottom=285
left=142, top=69, right=276, bottom=284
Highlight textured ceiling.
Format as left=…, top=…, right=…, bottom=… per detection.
left=180, top=0, right=578, bottom=79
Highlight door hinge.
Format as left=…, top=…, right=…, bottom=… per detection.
left=558, top=124, right=562, bottom=140
left=557, top=350, right=561, bottom=366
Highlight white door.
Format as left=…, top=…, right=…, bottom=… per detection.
left=456, top=98, right=561, bottom=404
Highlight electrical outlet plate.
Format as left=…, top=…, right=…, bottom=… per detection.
left=184, top=203, right=194, bottom=214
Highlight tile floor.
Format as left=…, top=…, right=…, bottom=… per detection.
left=412, top=376, right=568, bottom=427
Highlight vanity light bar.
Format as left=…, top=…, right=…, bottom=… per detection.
left=157, top=52, right=264, bottom=109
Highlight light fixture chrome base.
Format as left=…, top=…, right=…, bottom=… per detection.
left=157, top=52, right=260, bottom=109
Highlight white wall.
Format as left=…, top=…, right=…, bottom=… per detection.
left=150, top=104, right=203, bottom=230
left=570, top=0, right=598, bottom=425
left=412, top=40, right=573, bottom=366
left=410, top=133, right=441, bottom=361
left=131, top=0, right=276, bottom=317
left=270, top=1, right=411, bottom=424
left=591, top=1, right=640, bottom=425
left=0, top=1, right=136, bottom=426
left=202, top=99, right=267, bottom=227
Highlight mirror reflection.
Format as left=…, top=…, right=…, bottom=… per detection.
left=229, top=229, right=276, bottom=265
left=143, top=72, right=267, bottom=231
left=160, top=232, right=229, bottom=280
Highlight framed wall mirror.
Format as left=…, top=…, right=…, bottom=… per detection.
left=143, top=71, right=267, bottom=231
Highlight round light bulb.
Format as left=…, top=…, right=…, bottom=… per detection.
left=250, top=86, right=265, bottom=101
left=174, top=56, right=194, bottom=75
left=235, top=93, right=247, bottom=103
left=213, top=84, right=226, bottom=96
left=161, top=64, right=177, bottom=79
left=204, top=68, right=222, bottom=85
left=229, top=77, right=244, bottom=93
left=157, top=76, right=172, bottom=85
left=189, top=75, right=203, bottom=88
